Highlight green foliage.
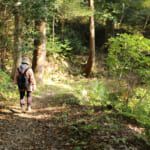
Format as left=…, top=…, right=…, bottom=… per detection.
left=74, top=146, right=81, bottom=150
left=76, top=80, right=110, bottom=106
left=0, top=71, right=18, bottom=101
left=128, top=87, right=150, bottom=116
left=105, top=33, right=150, bottom=129
left=47, top=36, right=72, bottom=56
left=88, top=81, right=109, bottom=106
left=115, top=87, right=150, bottom=119
left=19, top=25, right=36, bottom=54
left=106, top=34, right=150, bottom=140
left=54, top=0, right=92, bottom=20
left=80, top=123, right=100, bottom=133
left=95, top=0, right=122, bottom=23
left=106, top=33, right=150, bottom=83
left=64, top=26, right=88, bottom=54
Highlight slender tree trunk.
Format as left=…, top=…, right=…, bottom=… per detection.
left=0, top=7, right=8, bottom=71
left=144, top=16, right=149, bottom=29
left=0, top=26, right=5, bottom=71
left=11, top=12, right=22, bottom=78
left=119, top=2, right=125, bottom=27
left=32, top=20, right=46, bottom=82
left=83, top=0, right=95, bottom=77
left=52, top=14, right=55, bottom=49
left=1, top=48, right=6, bottom=71
left=105, top=20, right=114, bottom=43
left=61, top=19, right=65, bottom=40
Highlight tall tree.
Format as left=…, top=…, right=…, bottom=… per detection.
left=32, top=2, right=47, bottom=82
left=0, top=1, right=14, bottom=71
left=83, top=0, right=95, bottom=77
left=11, top=1, right=22, bottom=78
left=32, top=20, right=47, bottom=82
left=0, top=3, right=7, bottom=70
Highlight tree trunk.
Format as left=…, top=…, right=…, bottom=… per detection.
left=11, top=12, right=22, bottom=78
left=119, top=2, right=125, bottom=27
left=83, top=0, right=95, bottom=77
left=144, top=16, right=149, bottom=29
left=61, top=19, right=65, bottom=40
left=105, top=20, right=114, bottom=44
left=0, top=25, right=6, bottom=71
left=0, top=6, right=9, bottom=71
left=32, top=20, right=46, bottom=82
left=52, top=14, right=55, bottom=49
left=1, top=48, right=6, bottom=71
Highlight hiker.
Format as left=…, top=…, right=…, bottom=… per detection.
left=14, top=57, right=36, bottom=112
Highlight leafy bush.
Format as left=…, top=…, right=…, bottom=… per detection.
left=106, top=33, right=150, bottom=83
left=64, top=26, right=88, bottom=54
left=88, top=81, right=110, bottom=106
left=128, top=87, right=150, bottom=116
left=77, top=81, right=110, bottom=106
left=0, top=71, right=18, bottom=101
left=47, top=36, right=72, bottom=56
left=106, top=34, right=150, bottom=138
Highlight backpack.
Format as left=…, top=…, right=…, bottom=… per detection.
left=17, top=67, right=30, bottom=90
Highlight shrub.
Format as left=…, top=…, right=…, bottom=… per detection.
left=0, top=71, right=18, bottom=101
left=47, top=36, right=72, bottom=56
left=106, top=33, right=150, bottom=83
left=78, top=81, right=110, bottom=106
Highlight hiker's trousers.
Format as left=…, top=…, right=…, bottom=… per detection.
left=20, top=91, right=32, bottom=107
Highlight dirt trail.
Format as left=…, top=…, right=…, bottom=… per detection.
left=0, top=84, right=150, bottom=150
left=0, top=90, right=65, bottom=150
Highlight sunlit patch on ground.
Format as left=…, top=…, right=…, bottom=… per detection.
left=122, top=123, right=144, bottom=134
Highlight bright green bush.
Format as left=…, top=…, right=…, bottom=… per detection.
left=106, top=33, right=150, bottom=83
left=46, top=36, right=72, bottom=56
left=106, top=34, right=150, bottom=139
left=76, top=80, right=110, bottom=106
left=87, top=81, right=110, bottom=106
left=0, top=71, right=18, bottom=101
left=129, top=87, right=150, bottom=116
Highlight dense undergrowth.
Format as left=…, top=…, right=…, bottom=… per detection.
left=0, top=71, right=18, bottom=105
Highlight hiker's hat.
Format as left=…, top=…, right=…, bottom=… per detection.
left=22, top=57, right=30, bottom=65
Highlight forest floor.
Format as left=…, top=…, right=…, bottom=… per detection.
left=0, top=81, right=150, bottom=150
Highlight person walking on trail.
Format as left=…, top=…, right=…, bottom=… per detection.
left=14, top=57, right=36, bottom=113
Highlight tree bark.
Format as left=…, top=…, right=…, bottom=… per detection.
left=0, top=6, right=10, bottom=71
left=11, top=12, right=22, bottom=78
left=105, top=20, right=114, bottom=43
left=83, top=0, right=95, bottom=77
left=61, top=19, right=65, bottom=40
left=32, top=20, right=46, bottom=82
left=52, top=14, right=55, bottom=49
left=0, top=9, right=5, bottom=70
left=144, top=16, right=149, bottom=29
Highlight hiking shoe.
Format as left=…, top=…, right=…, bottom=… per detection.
left=21, top=107, right=25, bottom=113
left=27, top=106, right=32, bottom=112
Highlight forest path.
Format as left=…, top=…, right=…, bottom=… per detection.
left=0, top=82, right=66, bottom=150
left=0, top=82, right=150, bottom=150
